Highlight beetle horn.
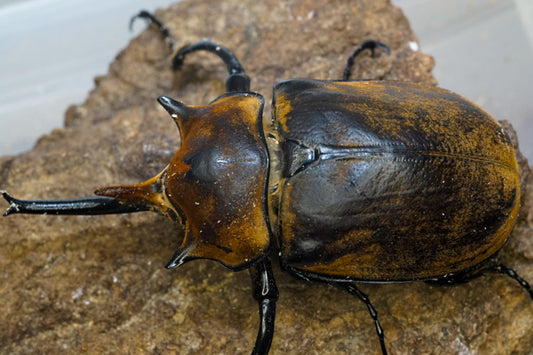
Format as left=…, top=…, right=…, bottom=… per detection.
left=165, top=245, right=196, bottom=269
left=94, top=170, right=179, bottom=221
left=157, top=96, right=189, bottom=123
left=1, top=190, right=150, bottom=216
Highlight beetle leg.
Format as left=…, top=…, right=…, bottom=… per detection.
left=129, top=11, right=250, bottom=92
left=1, top=191, right=149, bottom=216
left=492, top=264, right=533, bottom=299
left=172, top=40, right=251, bottom=92
left=130, top=10, right=175, bottom=53
left=249, top=258, right=279, bottom=355
left=337, top=283, right=388, bottom=355
left=427, top=262, right=533, bottom=300
left=342, top=40, right=390, bottom=81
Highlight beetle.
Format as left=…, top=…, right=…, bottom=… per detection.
left=2, top=10, right=532, bottom=355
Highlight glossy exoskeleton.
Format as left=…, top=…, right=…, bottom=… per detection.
left=2, top=11, right=532, bottom=355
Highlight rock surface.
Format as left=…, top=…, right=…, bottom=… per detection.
left=1, top=0, right=532, bottom=354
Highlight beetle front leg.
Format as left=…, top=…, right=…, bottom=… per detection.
left=130, top=10, right=175, bottom=52
left=172, top=40, right=251, bottom=92
left=336, top=283, right=388, bottom=355
left=249, top=258, right=279, bottom=355
left=130, top=11, right=250, bottom=93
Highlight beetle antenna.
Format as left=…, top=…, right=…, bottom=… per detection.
left=492, top=264, right=533, bottom=299
left=129, top=10, right=175, bottom=53
left=343, top=40, right=390, bottom=81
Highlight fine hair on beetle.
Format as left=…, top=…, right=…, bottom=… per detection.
left=2, top=10, right=532, bottom=355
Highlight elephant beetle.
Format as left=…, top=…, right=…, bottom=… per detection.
left=2, top=10, right=532, bottom=355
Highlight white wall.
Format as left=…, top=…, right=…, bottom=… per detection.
left=0, top=0, right=177, bottom=154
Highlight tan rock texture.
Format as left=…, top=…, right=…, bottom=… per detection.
left=1, top=0, right=532, bottom=354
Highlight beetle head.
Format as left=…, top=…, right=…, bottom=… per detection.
left=96, top=93, right=271, bottom=271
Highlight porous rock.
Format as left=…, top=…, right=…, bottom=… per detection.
left=1, top=0, right=532, bottom=354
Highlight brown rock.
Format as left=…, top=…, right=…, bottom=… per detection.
left=1, top=0, right=531, bottom=354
